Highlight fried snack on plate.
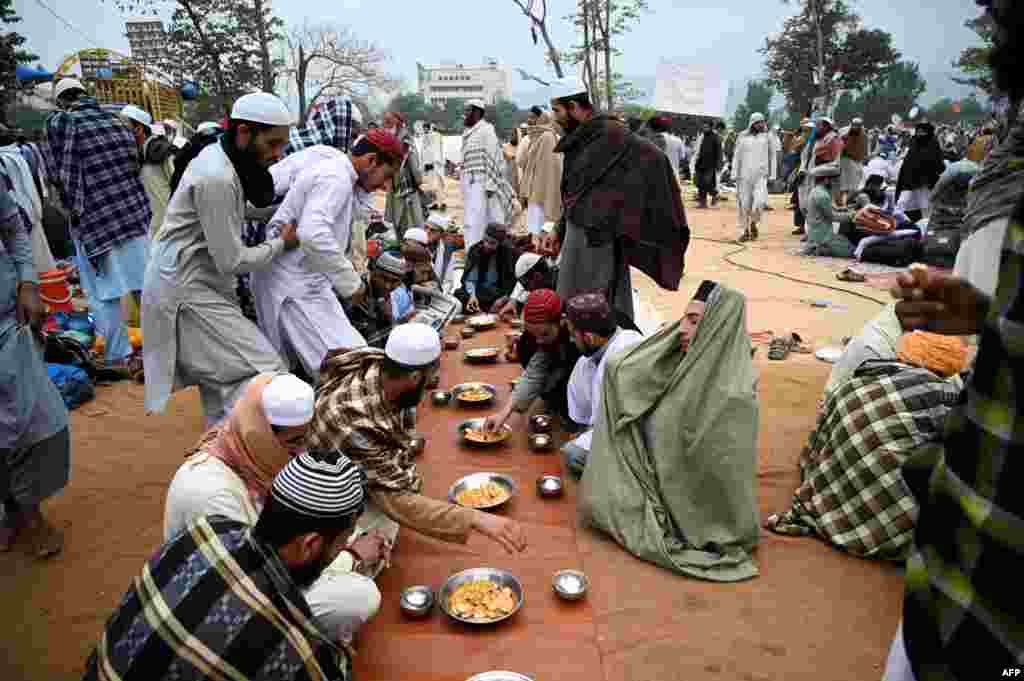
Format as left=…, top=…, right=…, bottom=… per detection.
left=448, top=580, right=517, bottom=620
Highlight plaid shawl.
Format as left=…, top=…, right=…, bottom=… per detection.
left=42, top=97, right=150, bottom=261
left=83, top=516, right=348, bottom=681
left=461, top=119, right=514, bottom=216
left=307, top=348, right=420, bottom=492
left=902, top=189, right=1024, bottom=679
left=286, top=98, right=358, bottom=156
left=766, top=361, right=961, bottom=560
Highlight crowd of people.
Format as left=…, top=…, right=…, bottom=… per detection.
left=2, top=1, right=1023, bottom=678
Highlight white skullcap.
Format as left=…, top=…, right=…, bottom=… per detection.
left=541, top=221, right=557, bottom=233
left=261, top=374, right=315, bottom=427
left=385, top=322, right=441, bottom=368
left=549, top=77, right=588, bottom=101
left=120, top=105, right=152, bottom=128
left=466, top=99, right=487, bottom=111
left=519, top=122, right=528, bottom=129
left=748, top=112, right=765, bottom=125
left=852, top=117, right=864, bottom=126
left=172, top=136, right=188, bottom=149
left=151, top=123, right=167, bottom=137
left=272, top=451, right=366, bottom=520
left=54, top=78, right=85, bottom=100
left=231, top=92, right=294, bottom=127
left=404, top=227, right=429, bottom=245
left=196, top=121, right=220, bottom=133
left=427, top=213, right=449, bottom=229
left=515, top=252, right=542, bottom=279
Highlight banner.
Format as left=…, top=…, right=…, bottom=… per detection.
left=654, top=61, right=724, bottom=118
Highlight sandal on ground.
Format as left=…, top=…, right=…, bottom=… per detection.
left=836, top=268, right=867, bottom=283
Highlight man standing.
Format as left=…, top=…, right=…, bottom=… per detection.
left=143, top=92, right=296, bottom=426
left=309, top=323, right=528, bottom=556
left=421, top=123, right=447, bottom=211
left=252, top=129, right=405, bottom=383
left=693, top=120, right=723, bottom=208
left=648, top=116, right=685, bottom=181
left=120, top=105, right=176, bottom=237
left=44, top=78, right=151, bottom=368
left=518, top=110, right=563, bottom=237
left=883, top=3, right=1024, bottom=679
left=544, top=80, right=689, bottom=321
left=561, top=292, right=643, bottom=477
left=0, top=189, right=68, bottom=559
left=838, top=117, right=867, bottom=208
left=382, top=111, right=423, bottom=241
left=732, top=112, right=776, bottom=242
left=461, top=99, right=513, bottom=250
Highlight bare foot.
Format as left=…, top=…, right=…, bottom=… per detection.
left=23, top=510, right=63, bottom=559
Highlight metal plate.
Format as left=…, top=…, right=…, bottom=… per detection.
left=469, top=314, right=498, bottom=329
left=439, top=567, right=525, bottom=625
left=465, top=673, right=534, bottom=681
left=451, top=382, right=497, bottom=406
left=457, top=418, right=512, bottom=446
left=464, top=347, right=500, bottom=363
left=448, top=472, right=518, bottom=509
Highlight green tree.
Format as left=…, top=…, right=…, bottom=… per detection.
left=732, top=80, right=775, bottom=131
left=0, top=0, right=38, bottom=125
left=385, top=92, right=435, bottom=125
left=442, top=98, right=468, bottom=132
left=491, top=97, right=525, bottom=138
left=762, top=0, right=900, bottom=117
left=850, top=61, right=927, bottom=128
left=566, top=0, right=649, bottom=110
left=953, top=14, right=994, bottom=96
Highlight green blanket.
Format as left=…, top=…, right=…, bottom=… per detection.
left=578, top=285, right=760, bottom=582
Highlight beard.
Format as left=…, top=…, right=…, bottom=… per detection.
left=559, top=116, right=579, bottom=134
left=289, top=552, right=332, bottom=589
left=396, top=375, right=428, bottom=409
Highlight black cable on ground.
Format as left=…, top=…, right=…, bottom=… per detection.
left=691, top=236, right=890, bottom=306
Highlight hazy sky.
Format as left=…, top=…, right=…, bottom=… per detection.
left=14, top=0, right=983, bottom=103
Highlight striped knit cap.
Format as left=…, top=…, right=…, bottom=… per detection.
left=271, top=451, right=366, bottom=520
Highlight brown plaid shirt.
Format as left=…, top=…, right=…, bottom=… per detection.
left=307, top=349, right=420, bottom=492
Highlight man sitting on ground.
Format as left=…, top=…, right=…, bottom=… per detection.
left=561, top=292, right=643, bottom=477
left=578, top=280, right=760, bottom=582
left=400, top=227, right=439, bottom=288
left=308, top=324, right=528, bottom=555
left=802, top=164, right=856, bottom=258
left=493, top=252, right=557, bottom=321
left=84, top=451, right=369, bottom=680
left=348, top=253, right=414, bottom=342
left=454, top=223, right=518, bottom=314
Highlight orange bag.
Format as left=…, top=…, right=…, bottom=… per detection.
left=854, top=206, right=897, bottom=234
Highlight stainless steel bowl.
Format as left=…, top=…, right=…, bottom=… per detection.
left=448, top=472, right=518, bottom=509
left=456, top=418, right=513, bottom=447
left=400, top=585, right=435, bottom=617
left=451, top=382, right=498, bottom=406
left=466, top=673, right=534, bottom=681
left=431, top=390, right=453, bottom=406
left=529, top=414, right=553, bottom=434
left=537, top=475, right=563, bottom=498
left=452, top=314, right=466, bottom=324
left=461, top=327, right=477, bottom=339
left=528, top=433, right=553, bottom=452
left=552, top=569, right=588, bottom=601
left=439, top=567, right=525, bottom=625
left=464, top=347, right=500, bottom=364
left=469, top=314, right=498, bottom=329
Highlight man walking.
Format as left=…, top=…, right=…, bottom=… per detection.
left=461, top=100, right=512, bottom=250
left=732, top=112, right=775, bottom=242
left=693, top=120, right=723, bottom=208
left=120, top=105, right=176, bottom=238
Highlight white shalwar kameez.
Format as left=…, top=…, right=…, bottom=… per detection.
left=461, top=120, right=508, bottom=250
left=142, top=143, right=287, bottom=424
left=420, top=130, right=447, bottom=207
left=251, top=146, right=366, bottom=382
left=732, top=131, right=776, bottom=237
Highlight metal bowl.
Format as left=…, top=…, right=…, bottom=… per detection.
left=552, top=569, right=588, bottom=601
left=537, top=475, right=564, bottom=498
left=439, top=567, right=525, bottom=625
left=461, top=327, right=477, bottom=339
left=529, top=414, right=553, bottom=434
left=528, top=433, right=553, bottom=452
left=464, top=347, right=500, bottom=364
left=400, top=585, right=435, bottom=618
left=431, top=390, right=453, bottom=406
left=457, top=418, right=513, bottom=447
left=448, top=472, right=518, bottom=509
left=409, top=435, right=427, bottom=457
left=466, top=673, right=534, bottom=681
left=469, top=314, right=498, bottom=329
left=452, top=314, right=466, bottom=324
left=443, top=336, right=461, bottom=350
left=451, top=382, right=497, bottom=406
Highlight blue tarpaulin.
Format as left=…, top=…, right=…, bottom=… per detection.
left=15, top=64, right=54, bottom=82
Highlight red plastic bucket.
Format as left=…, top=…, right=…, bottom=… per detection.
left=367, top=239, right=381, bottom=258
left=38, top=269, right=72, bottom=311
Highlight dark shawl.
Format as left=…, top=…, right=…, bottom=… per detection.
left=555, top=115, right=689, bottom=291
left=896, top=132, right=945, bottom=201
left=460, top=241, right=517, bottom=297
left=695, top=131, right=722, bottom=172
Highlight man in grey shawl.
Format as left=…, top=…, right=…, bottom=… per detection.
left=578, top=280, right=760, bottom=582
left=382, top=111, right=424, bottom=241
left=0, top=188, right=69, bottom=558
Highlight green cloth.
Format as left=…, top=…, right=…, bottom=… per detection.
left=805, top=184, right=855, bottom=258
left=578, top=286, right=760, bottom=582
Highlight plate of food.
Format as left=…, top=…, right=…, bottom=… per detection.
left=439, top=567, right=524, bottom=625
left=464, top=347, right=500, bottom=363
left=457, top=418, right=512, bottom=446
left=469, top=314, right=498, bottom=329
left=448, top=472, right=517, bottom=509
left=452, top=383, right=497, bottom=406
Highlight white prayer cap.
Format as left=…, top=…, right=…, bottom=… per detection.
left=151, top=123, right=167, bottom=137
left=541, top=221, right=556, bottom=233
left=748, top=112, right=765, bottom=125
left=196, top=121, right=220, bottom=133
left=515, top=252, right=543, bottom=279
left=519, top=123, right=528, bottom=129
left=466, top=99, right=487, bottom=111
left=404, top=227, right=429, bottom=245
left=231, top=92, right=294, bottom=126
left=120, top=105, right=152, bottom=128
left=852, top=117, right=864, bottom=126
left=261, top=374, right=316, bottom=427
left=54, top=78, right=85, bottom=100
left=549, top=76, right=588, bottom=101
left=385, top=322, right=441, bottom=368
left=172, top=136, right=188, bottom=149
left=427, top=213, right=449, bottom=229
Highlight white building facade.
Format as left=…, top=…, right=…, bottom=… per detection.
left=124, top=17, right=167, bottom=66
left=418, top=60, right=512, bottom=107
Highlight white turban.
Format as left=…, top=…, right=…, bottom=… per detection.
left=261, top=374, right=315, bottom=427
left=385, top=323, right=441, bottom=368
left=231, top=92, right=294, bottom=126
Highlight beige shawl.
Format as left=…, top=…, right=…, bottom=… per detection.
left=518, top=115, right=563, bottom=223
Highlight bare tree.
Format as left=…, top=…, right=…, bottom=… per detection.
left=509, top=0, right=565, bottom=78
left=285, top=22, right=397, bottom=122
